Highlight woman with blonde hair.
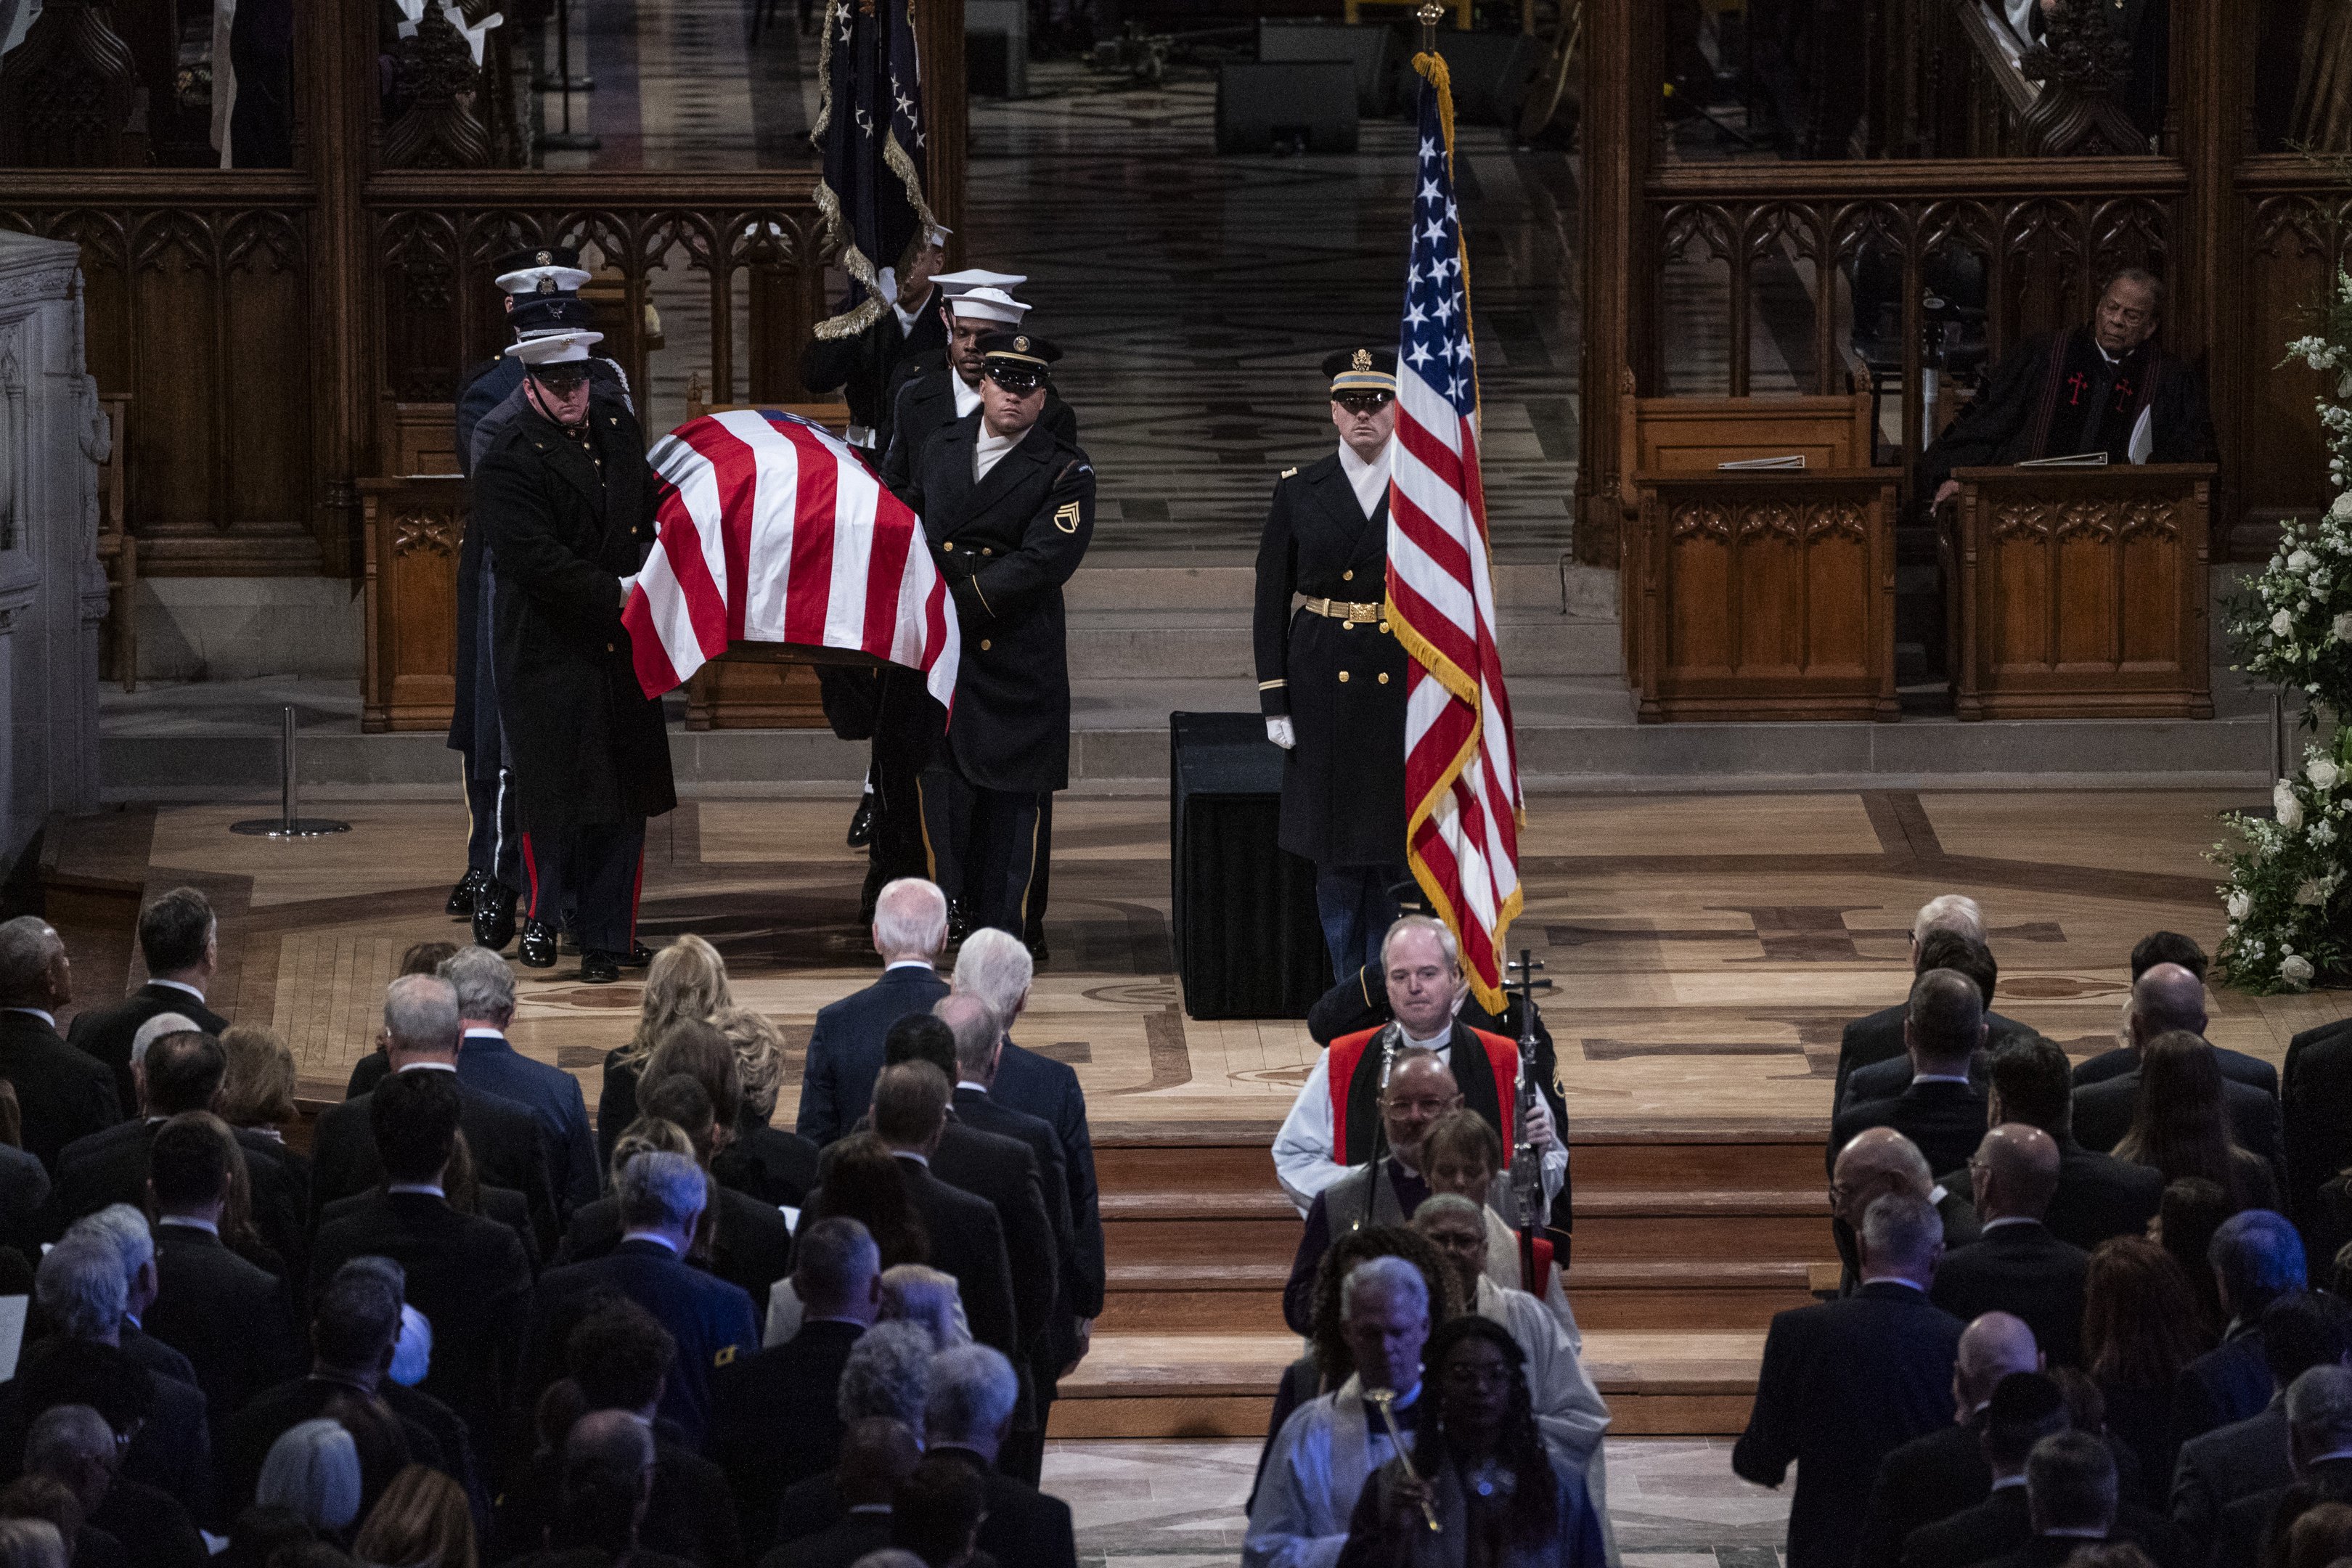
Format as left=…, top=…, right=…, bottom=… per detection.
left=219, top=1025, right=301, bottom=1141
left=709, top=1006, right=820, bottom=1207
left=597, top=934, right=730, bottom=1167
left=881, top=1263, right=972, bottom=1349
left=351, top=1463, right=476, bottom=1568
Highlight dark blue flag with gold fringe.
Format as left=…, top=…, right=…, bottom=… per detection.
left=811, top=0, right=939, bottom=339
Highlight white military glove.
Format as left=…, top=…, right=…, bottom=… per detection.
left=617, top=573, right=638, bottom=608
left=1266, top=716, right=1296, bottom=749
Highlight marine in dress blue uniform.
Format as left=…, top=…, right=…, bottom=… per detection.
left=1254, top=349, right=1410, bottom=976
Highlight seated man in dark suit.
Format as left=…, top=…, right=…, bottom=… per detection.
left=2280, top=1003, right=2352, bottom=1234
left=799, top=878, right=952, bottom=1147
left=1735, top=1191, right=1967, bottom=1568
left=2171, top=1291, right=2352, bottom=1567
left=307, top=1061, right=534, bottom=1459
left=491, top=1297, right=745, bottom=1568
left=65, top=888, right=228, bottom=1118
left=0, top=917, right=123, bottom=1173
left=530, top=1148, right=759, bottom=1450
left=1845, top=930, right=2020, bottom=1111
left=2073, top=967, right=2284, bottom=1177
left=1970, top=1428, right=2181, bottom=1568
left=142, top=1114, right=303, bottom=1432
left=763, top=1416, right=919, bottom=1568
left=1933, top=1124, right=2090, bottom=1365
left=2212, top=1363, right=2352, bottom=1568
left=891, top=1451, right=988, bottom=1568
left=1832, top=1128, right=1983, bottom=1286
left=1901, top=1372, right=2074, bottom=1568
left=921, top=1342, right=1079, bottom=1568
left=1831, top=968, right=1993, bottom=1183
left=2175, top=1209, right=2311, bottom=1451
left=710, top=1216, right=880, bottom=1553
left=952, top=928, right=1105, bottom=1381
left=2075, top=936, right=2273, bottom=1095
left=441, top=945, right=598, bottom=1215
left=310, top=973, right=557, bottom=1251
left=1836, top=896, right=2025, bottom=1110
left=1853, top=1309, right=2042, bottom=1568
left=21, top=1402, right=208, bottom=1568
left=1940, top=1037, right=2163, bottom=1251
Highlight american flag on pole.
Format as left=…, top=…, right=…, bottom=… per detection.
left=621, top=410, right=960, bottom=706
left=1385, top=54, right=1524, bottom=1015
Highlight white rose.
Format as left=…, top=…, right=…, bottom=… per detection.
left=2289, top=549, right=2319, bottom=574
left=2283, top=954, right=2316, bottom=986
left=2333, top=492, right=2352, bottom=521
left=2336, top=611, right=2352, bottom=642
left=2298, top=877, right=2329, bottom=905
left=2277, top=781, right=2306, bottom=829
left=2227, top=890, right=2253, bottom=920
left=2311, top=756, right=2343, bottom=792
left=2273, top=609, right=2296, bottom=637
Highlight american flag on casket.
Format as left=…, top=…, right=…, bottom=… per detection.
left=620, top=409, right=960, bottom=706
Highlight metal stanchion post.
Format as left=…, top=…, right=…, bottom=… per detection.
left=534, top=0, right=602, bottom=152
left=231, top=707, right=351, bottom=838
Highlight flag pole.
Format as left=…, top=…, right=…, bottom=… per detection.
left=1418, top=0, right=1442, bottom=53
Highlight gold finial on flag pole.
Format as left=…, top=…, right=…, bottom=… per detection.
left=1418, top=1, right=1442, bottom=54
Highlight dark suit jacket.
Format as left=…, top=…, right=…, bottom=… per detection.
left=219, top=1375, right=448, bottom=1534
left=0, top=1010, right=123, bottom=1172
left=2172, top=1330, right=2274, bottom=1453
left=879, top=361, right=1077, bottom=499
left=555, top=1183, right=795, bottom=1307
left=2072, top=1069, right=2287, bottom=1185
left=89, top=1476, right=206, bottom=1568
left=147, top=1221, right=303, bottom=1434
left=1855, top=1416, right=1988, bottom=1568
left=1733, top=1281, right=1967, bottom=1568
left=991, top=1039, right=1106, bottom=1333
left=929, top=1445, right=1078, bottom=1568
left=925, top=1119, right=1056, bottom=1371
left=795, top=966, right=950, bottom=1146
left=0, top=1336, right=211, bottom=1526
left=714, top=1122, right=822, bottom=1209
left=319, top=1180, right=538, bottom=1276
left=1844, top=1049, right=1991, bottom=1113
left=2077, top=1043, right=2278, bottom=1097
left=763, top=1509, right=893, bottom=1568
left=799, top=292, right=947, bottom=433
left=531, top=1237, right=759, bottom=1450
left=2282, top=1018, right=2352, bottom=1230
left=52, top=1118, right=307, bottom=1270
left=1903, top=1486, right=2181, bottom=1568
left=2171, top=1403, right=2290, bottom=1566
left=1829, top=1079, right=1992, bottom=1184
left=1930, top=1220, right=2091, bottom=1365
left=492, top=1424, right=746, bottom=1568
left=2214, top=1455, right=2352, bottom=1568
left=457, top=1030, right=600, bottom=1211
left=799, top=1156, right=1018, bottom=1364
left=65, top=981, right=227, bottom=1116
left=1834, top=1005, right=2029, bottom=1113
left=709, top=1318, right=866, bottom=1552
left=310, top=1069, right=558, bottom=1251
left=1937, top=1140, right=2165, bottom=1253
left=952, top=1085, right=1077, bottom=1354
left=308, top=1190, right=534, bottom=1454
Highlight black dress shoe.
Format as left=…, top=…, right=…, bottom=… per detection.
left=581, top=950, right=622, bottom=984
left=1026, top=936, right=1050, bottom=965
left=446, top=868, right=486, bottom=918
left=621, top=943, right=653, bottom=968
left=518, top=919, right=560, bottom=969
left=846, top=796, right=875, bottom=849
left=473, top=883, right=518, bottom=951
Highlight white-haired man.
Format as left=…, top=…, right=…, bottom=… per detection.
left=1246, top=1255, right=1430, bottom=1568
left=1835, top=894, right=2029, bottom=1108
left=952, top=929, right=1103, bottom=1376
left=801, top=878, right=954, bottom=1146
left=441, top=944, right=597, bottom=1210
left=1273, top=915, right=1562, bottom=1216
left=924, top=1343, right=1078, bottom=1568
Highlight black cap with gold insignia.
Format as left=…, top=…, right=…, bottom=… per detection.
left=978, top=330, right=1062, bottom=393
left=1323, top=346, right=1398, bottom=398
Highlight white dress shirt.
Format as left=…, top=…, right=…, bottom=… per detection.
left=952, top=374, right=983, bottom=420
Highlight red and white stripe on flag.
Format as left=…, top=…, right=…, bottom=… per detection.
left=1385, top=55, right=1524, bottom=1013
left=621, top=410, right=960, bottom=709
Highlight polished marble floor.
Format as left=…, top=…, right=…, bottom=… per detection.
left=73, top=790, right=2348, bottom=1135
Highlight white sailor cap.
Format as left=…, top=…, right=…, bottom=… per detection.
left=504, top=330, right=603, bottom=365
left=948, top=286, right=1032, bottom=325
left=494, top=245, right=593, bottom=295
left=934, top=267, right=1027, bottom=297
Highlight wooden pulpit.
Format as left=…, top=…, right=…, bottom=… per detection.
left=1626, top=470, right=1900, bottom=722
left=361, top=402, right=467, bottom=733
left=1946, top=465, right=2216, bottom=719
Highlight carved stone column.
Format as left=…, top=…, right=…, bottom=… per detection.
left=0, top=232, right=106, bottom=865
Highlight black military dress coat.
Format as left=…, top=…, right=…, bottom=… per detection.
left=896, top=414, right=1096, bottom=795
left=1253, top=450, right=1408, bottom=866
left=881, top=361, right=1079, bottom=495
left=473, top=403, right=678, bottom=835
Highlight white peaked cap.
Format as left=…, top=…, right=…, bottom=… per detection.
left=505, top=330, right=603, bottom=364
left=495, top=263, right=593, bottom=295
left=934, top=267, right=1027, bottom=296
left=948, top=286, right=1032, bottom=324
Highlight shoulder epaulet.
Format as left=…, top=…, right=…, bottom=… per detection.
left=1280, top=466, right=1299, bottom=479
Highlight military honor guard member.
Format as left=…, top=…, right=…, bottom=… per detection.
left=1255, top=348, right=1410, bottom=977
left=446, top=249, right=634, bottom=952
left=799, top=225, right=950, bottom=452
left=891, top=332, right=1095, bottom=950
left=471, top=330, right=677, bottom=983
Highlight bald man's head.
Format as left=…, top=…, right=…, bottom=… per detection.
left=1380, top=1050, right=1462, bottom=1169
left=1832, top=1127, right=1933, bottom=1230
left=2129, top=963, right=2208, bottom=1047
left=1955, top=1311, right=2043, bottom=1413
left=1972, top=1124, right=2061, bottom=1224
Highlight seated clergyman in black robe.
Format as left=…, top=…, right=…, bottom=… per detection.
left=1920, top=268, right=2215, bottom=506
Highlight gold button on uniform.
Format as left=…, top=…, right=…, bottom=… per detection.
left=942, top=542, right=955, bottom=552
left=1378, top=672, right=1389, bottom=684
left=980, top=639, right=992, bottom=651
left=1379, top=621, right=1390, bottom=634
left=982, top=547, right=994, bottom=557
left=1342, top=569, right=1354, bottom=581
left=605, top=642, right=616, bottom=653
left=1338, top=671, right=1350, bottom=682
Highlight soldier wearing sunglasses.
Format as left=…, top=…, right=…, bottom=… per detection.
left=1254, top=348, right=1411, bottom=979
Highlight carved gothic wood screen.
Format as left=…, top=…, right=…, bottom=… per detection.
left=1628, top=470, right=1900, bottom=722
left=1948, top=464, right=2214, bottom=718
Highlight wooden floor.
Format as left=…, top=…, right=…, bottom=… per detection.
left=45, top=788, right=2352, bottom=1437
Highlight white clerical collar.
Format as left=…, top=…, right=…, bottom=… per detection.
left=157, top=1214, right=219, bottom=1236
left=1400, top=1026, right=1452, bottom=1053
left=149, top=979, right=206, bottom=1003
left=1, top=1008, right=55, bottom=1029
left=1336, top=438, right=1393, bottom=521
left=952, top=374, right=983, bottom=419
left=624, top=1230, right=683, bottom=1255
left=386, top=1183, right=446, bottom=1199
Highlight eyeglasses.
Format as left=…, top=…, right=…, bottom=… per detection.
left=983, top=364, right=1046, bottom=394
left=529, top=364, right=592, bottom=393
left=1335, top=393, right=1393, bottom=415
